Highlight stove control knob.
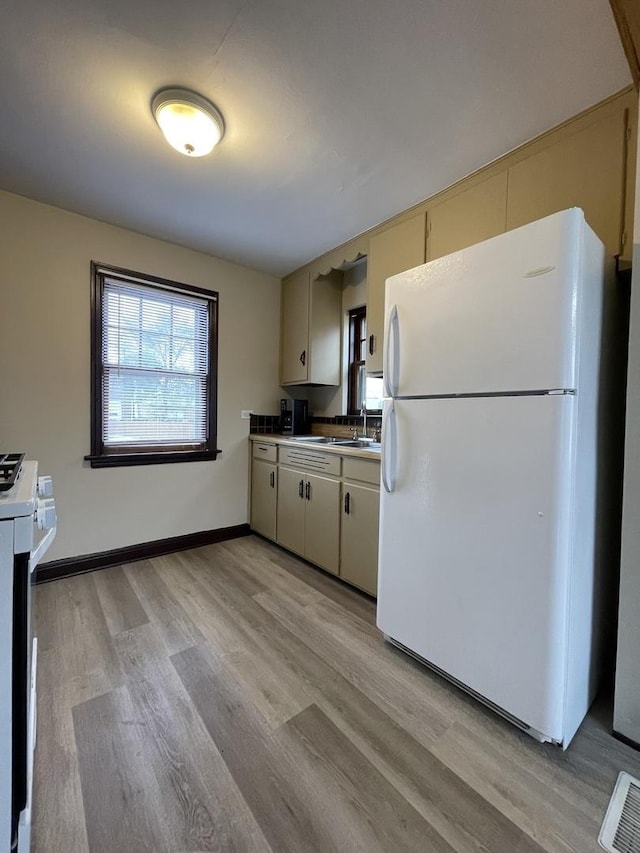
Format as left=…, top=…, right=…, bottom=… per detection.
left=36, top=498, right=57, bottom=531
left=37, top=475, right=53, bottom=497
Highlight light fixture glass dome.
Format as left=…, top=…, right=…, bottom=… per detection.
left=151, top=88, right=225, bottom=157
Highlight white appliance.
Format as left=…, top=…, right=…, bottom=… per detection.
left=377, top=208, right=618, bottom=748
left=0, top=460, right=56, bottom=852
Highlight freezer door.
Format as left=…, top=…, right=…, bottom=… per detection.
left=384, top=209, right=591, bottom=398
left=377, top=395, right=574, bottom=742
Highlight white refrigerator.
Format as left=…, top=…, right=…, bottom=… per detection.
left=377, top=208, right=616, bottom=748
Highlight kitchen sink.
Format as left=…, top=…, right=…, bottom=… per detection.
left=336, top=440, right=382, bottom=450
left=286, top=435, right=346, bottom=443
left=286, top=436, right=381, bottom=450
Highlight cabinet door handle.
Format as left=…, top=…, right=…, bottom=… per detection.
left=299, top=350, right=306, bottom=366
left=383, top=305, right=399, bottom=398
left=299, top=479, right=304, bottom=498
left=269, top=471, right=275, bottom=488
left=305, top=481, right=311, bottom=501
left=368, top=334, right=375, bottom=356
left=381, top=400, right=398, bottom=493
left=344, top=492, right=351, bottom=515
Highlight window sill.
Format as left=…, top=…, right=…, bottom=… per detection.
left=84, top=450, right=222, bottom=468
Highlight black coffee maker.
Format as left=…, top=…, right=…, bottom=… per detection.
left=280, top=399, right=309, bottom=435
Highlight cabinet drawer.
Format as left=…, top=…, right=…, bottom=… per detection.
left=252, top=441, right=278, bottom=462
left=342, top=457, right=380, bottom=486
left=280, top=447, right=341, bottom=476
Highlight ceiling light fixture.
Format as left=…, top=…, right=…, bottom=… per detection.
left=151, top=88, right=225, bottom=158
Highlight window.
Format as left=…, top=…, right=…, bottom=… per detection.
left=348, top=306, right=367, bottom=414
left=347, top=307, right=384, bottom=414
left=88, top=263, right=218, bottom=467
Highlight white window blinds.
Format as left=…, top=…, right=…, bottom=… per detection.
left=102, top=277, right=210, bottom=449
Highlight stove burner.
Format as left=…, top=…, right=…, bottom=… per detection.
left=0, top=454, right=25, bottom=491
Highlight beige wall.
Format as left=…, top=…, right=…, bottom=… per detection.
left=614, top=94, right=640, bottom=742
left=0, top=191, right=281, bottom=561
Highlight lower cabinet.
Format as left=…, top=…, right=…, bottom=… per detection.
left=250, top=440, right=380, bottom=595
left=340, top=482, right=380, bottom=595
left=275, top=466, right=306, bottom=555
left=276, top=467, right=340, bottom=575
left=250, top=458, right=278, bottom=540
left=304, top=473, right=341, bottom=574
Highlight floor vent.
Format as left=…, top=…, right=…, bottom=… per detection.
left=600, top=772, right=640, bottom=852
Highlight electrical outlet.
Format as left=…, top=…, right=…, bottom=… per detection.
left=241, top=410, right=253, bottom=420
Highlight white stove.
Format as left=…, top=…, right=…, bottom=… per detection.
left=0, top=460, right=56, bottom=852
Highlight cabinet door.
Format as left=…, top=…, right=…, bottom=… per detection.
left=366, top=213, right=425, bottom=374
left=304, top=473, right=340, bottom=575
left=427, top=173, right=507, bottom=261
left=340, top=482, right=379, bottom=595
left=250, top=459, right=277, bottom=540
left=621, top=101, right=637, bottom=265
left=308, top=274, right=343, bottom=385
left=276, top=467, right=306, bottom=556
left=280, top=271, right=310, bottom=384
left=506, top=110, right=627, bottom=257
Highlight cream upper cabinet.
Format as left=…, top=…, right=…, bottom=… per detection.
left=427, top=172, right=508, bottom=262
left=366, top=212, right=426, bottom=374
left=280, top=270, right=310, bottom=384
left=280, top=270, right=342, bottom=386
left=506, top=110, right=628, bottom=257
left=622, top=101, right=637, bottom=265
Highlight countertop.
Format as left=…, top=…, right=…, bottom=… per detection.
left=249, top=434, right=381, bottom=461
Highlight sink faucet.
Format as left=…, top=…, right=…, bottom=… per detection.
left=360, top=403, right=367, bottom=439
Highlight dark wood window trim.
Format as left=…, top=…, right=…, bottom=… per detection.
left=86, top=262, right=220, bottom=469
left=348, top=306, right=367, bottom=415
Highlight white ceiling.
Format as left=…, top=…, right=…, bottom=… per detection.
left=0, top=0, right=631, bottom=276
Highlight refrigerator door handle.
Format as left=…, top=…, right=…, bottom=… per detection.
left=381, top=401, right=397, bottom=493
left=383, top=305, right=400, bottom=398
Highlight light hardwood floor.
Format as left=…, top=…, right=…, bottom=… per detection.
left=32, top=535, right=640, bottom=852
